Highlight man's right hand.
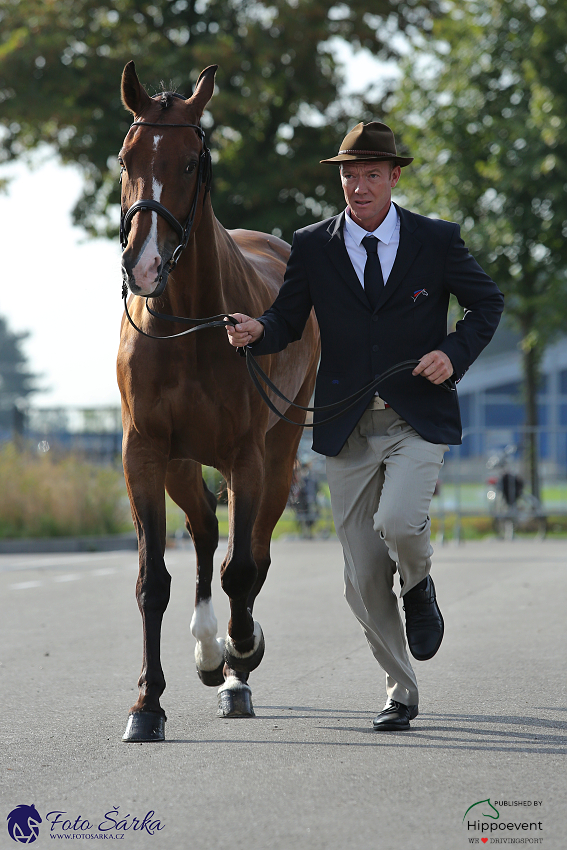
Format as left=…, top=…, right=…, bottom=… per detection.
left=225, top=313, right=265, bottom=347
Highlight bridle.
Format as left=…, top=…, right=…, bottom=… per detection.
left=119, top=98, right=212, bottom=298
left=119, top=100, right=455, bottom=427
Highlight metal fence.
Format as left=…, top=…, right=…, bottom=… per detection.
left=9, top=405, right=123, bottom=465
left=6, top=408, right=567, bottom=539
left=432, top=426, right=567, bottom=541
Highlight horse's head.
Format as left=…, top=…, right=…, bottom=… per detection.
left=119, top=61, right=217, bottom=297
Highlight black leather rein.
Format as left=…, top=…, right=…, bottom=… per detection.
left=122, top=290, right=455, bottom=428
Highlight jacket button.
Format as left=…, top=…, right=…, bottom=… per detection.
left=372, top=316, right=378, bottom=322
left=372, top=345, right=378, bottom=352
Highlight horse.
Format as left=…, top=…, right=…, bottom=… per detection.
left=117, top=60, right=320, bottom=742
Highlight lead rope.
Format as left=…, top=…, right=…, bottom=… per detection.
left=122, top=287, right=230, bottom=339
left=122, top=293, right=454, bottom=427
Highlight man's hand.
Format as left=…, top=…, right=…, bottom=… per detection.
left=225, top=313, right=264, bottom=347
left=412, top=350, right=453, bottom=385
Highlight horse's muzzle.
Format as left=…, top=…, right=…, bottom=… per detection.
left=121, top=255, right=169, bottom=299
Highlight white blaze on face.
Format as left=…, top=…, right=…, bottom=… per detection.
left=130, top=135, right=163, bottom=294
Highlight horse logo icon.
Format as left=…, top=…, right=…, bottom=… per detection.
left=412, top=288, right=429, bottom=302
left=6, top=805, right=42, bottom=844
left=463, top=798, right=500, bottom=822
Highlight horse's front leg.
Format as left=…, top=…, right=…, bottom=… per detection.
left=122, top=441, right=170, bottom=742
left=218, top=446, right=265, bottom=717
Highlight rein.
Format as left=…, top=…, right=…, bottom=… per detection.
left=121, top=291, right=455, bottom=428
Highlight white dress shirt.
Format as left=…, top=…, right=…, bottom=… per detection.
left=343, top=203, right=400, bottom=286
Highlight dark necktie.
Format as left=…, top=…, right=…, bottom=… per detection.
left=362, top=235, right=384, bottom=311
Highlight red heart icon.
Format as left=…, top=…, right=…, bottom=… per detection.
left=481, top=840, right=488, bottom=844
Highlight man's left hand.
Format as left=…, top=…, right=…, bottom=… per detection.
left=412, top=350, right=453, bottom=385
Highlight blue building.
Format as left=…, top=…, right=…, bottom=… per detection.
left=456, top=324, right=567, bottom=473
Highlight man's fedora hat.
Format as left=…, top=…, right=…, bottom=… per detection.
left=320, top=121, right=413, bottom=167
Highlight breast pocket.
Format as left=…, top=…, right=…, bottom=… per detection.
left=409, top=277, right=433, bottom=306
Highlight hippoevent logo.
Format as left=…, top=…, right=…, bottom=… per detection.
left=463, top=798, right=544, bottom=844
left=7, top=805, right=165, bottom=842
left=7, top=805, right=42, bottom=844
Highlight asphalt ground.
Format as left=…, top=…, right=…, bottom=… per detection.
left=1, top=537, right=565, bottom=850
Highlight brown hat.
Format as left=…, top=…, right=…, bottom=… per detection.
left=320, top=121, right=413, bottom=167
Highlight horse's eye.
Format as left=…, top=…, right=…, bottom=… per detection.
left=118, top=157, right=125, bottom=170
left=185, top=161, right=197, bottom=174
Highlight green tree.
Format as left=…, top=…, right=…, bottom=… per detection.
left=0, top=0, right=437, bottom=241
left=0, top=316, right=38, bottom=430
left=388, top=0, right=567, bottom=498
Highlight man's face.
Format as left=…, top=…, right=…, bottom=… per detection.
left=340, top=160, right=401, bottom=231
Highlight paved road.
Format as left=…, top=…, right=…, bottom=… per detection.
left=1, top=537, right=565, bottom=849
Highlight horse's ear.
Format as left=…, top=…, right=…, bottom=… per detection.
left=121, top=61, right=152, bottom=116
left=186, top=65, right=218, bottom=115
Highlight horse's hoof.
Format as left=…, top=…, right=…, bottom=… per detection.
left=122, top=711, right=166, bottom=742
left=224, top=621, right=265, bottom=673
left=197, top=660, right=225, bottom=687
left=217, top=677, right=255, bottom=717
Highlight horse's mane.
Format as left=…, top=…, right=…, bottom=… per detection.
left=156, top=87, right=187, bottom=110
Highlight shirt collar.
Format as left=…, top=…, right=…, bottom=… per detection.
left=344, top=202, right=399, bottom=246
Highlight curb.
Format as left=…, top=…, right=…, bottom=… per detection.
left=0, top=533, right=138, bottom=554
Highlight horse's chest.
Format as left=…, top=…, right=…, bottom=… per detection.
left=128, top=376, right=247, bottom=463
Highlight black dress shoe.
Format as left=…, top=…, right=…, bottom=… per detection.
left=403, top=575, right=444, bottom=661
left=373, top=698, right=418, bottom=731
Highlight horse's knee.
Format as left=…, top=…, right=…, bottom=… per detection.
left=220, top=556, right=257, bottom=600
left=188, top=500, right=219, bottom=551
left=247, top=552, right=271, bottom=609
left=136, top=569, right=171, bottom=614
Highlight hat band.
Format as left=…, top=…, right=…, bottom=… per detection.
left=338, top=149, right=395, bottom=157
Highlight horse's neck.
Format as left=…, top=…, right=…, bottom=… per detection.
left=165, top=201, right=253, bottom=319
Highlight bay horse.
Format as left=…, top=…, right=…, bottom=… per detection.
left=117, top=61, right=319, bottom=742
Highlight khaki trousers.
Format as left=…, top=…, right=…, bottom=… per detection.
left=326, top=407, right=447, bottom=706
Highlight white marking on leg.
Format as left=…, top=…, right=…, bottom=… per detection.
left=224, top=620, right=263, bottom=659
left=218, top=675, right=251, bottom=695
left=191, top=599, right=225, bottom=672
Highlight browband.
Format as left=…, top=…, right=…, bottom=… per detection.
left=130, top=121, right=204, bottom=137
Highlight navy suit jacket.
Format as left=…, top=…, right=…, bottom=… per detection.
left=252, top=205, right=504, bottom=456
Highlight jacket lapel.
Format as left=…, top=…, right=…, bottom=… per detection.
left=322, top=206, right=424, bottom=312
left=323, top=212, right=370, bottom=309
left=373, top=205, right=423, bottom=312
